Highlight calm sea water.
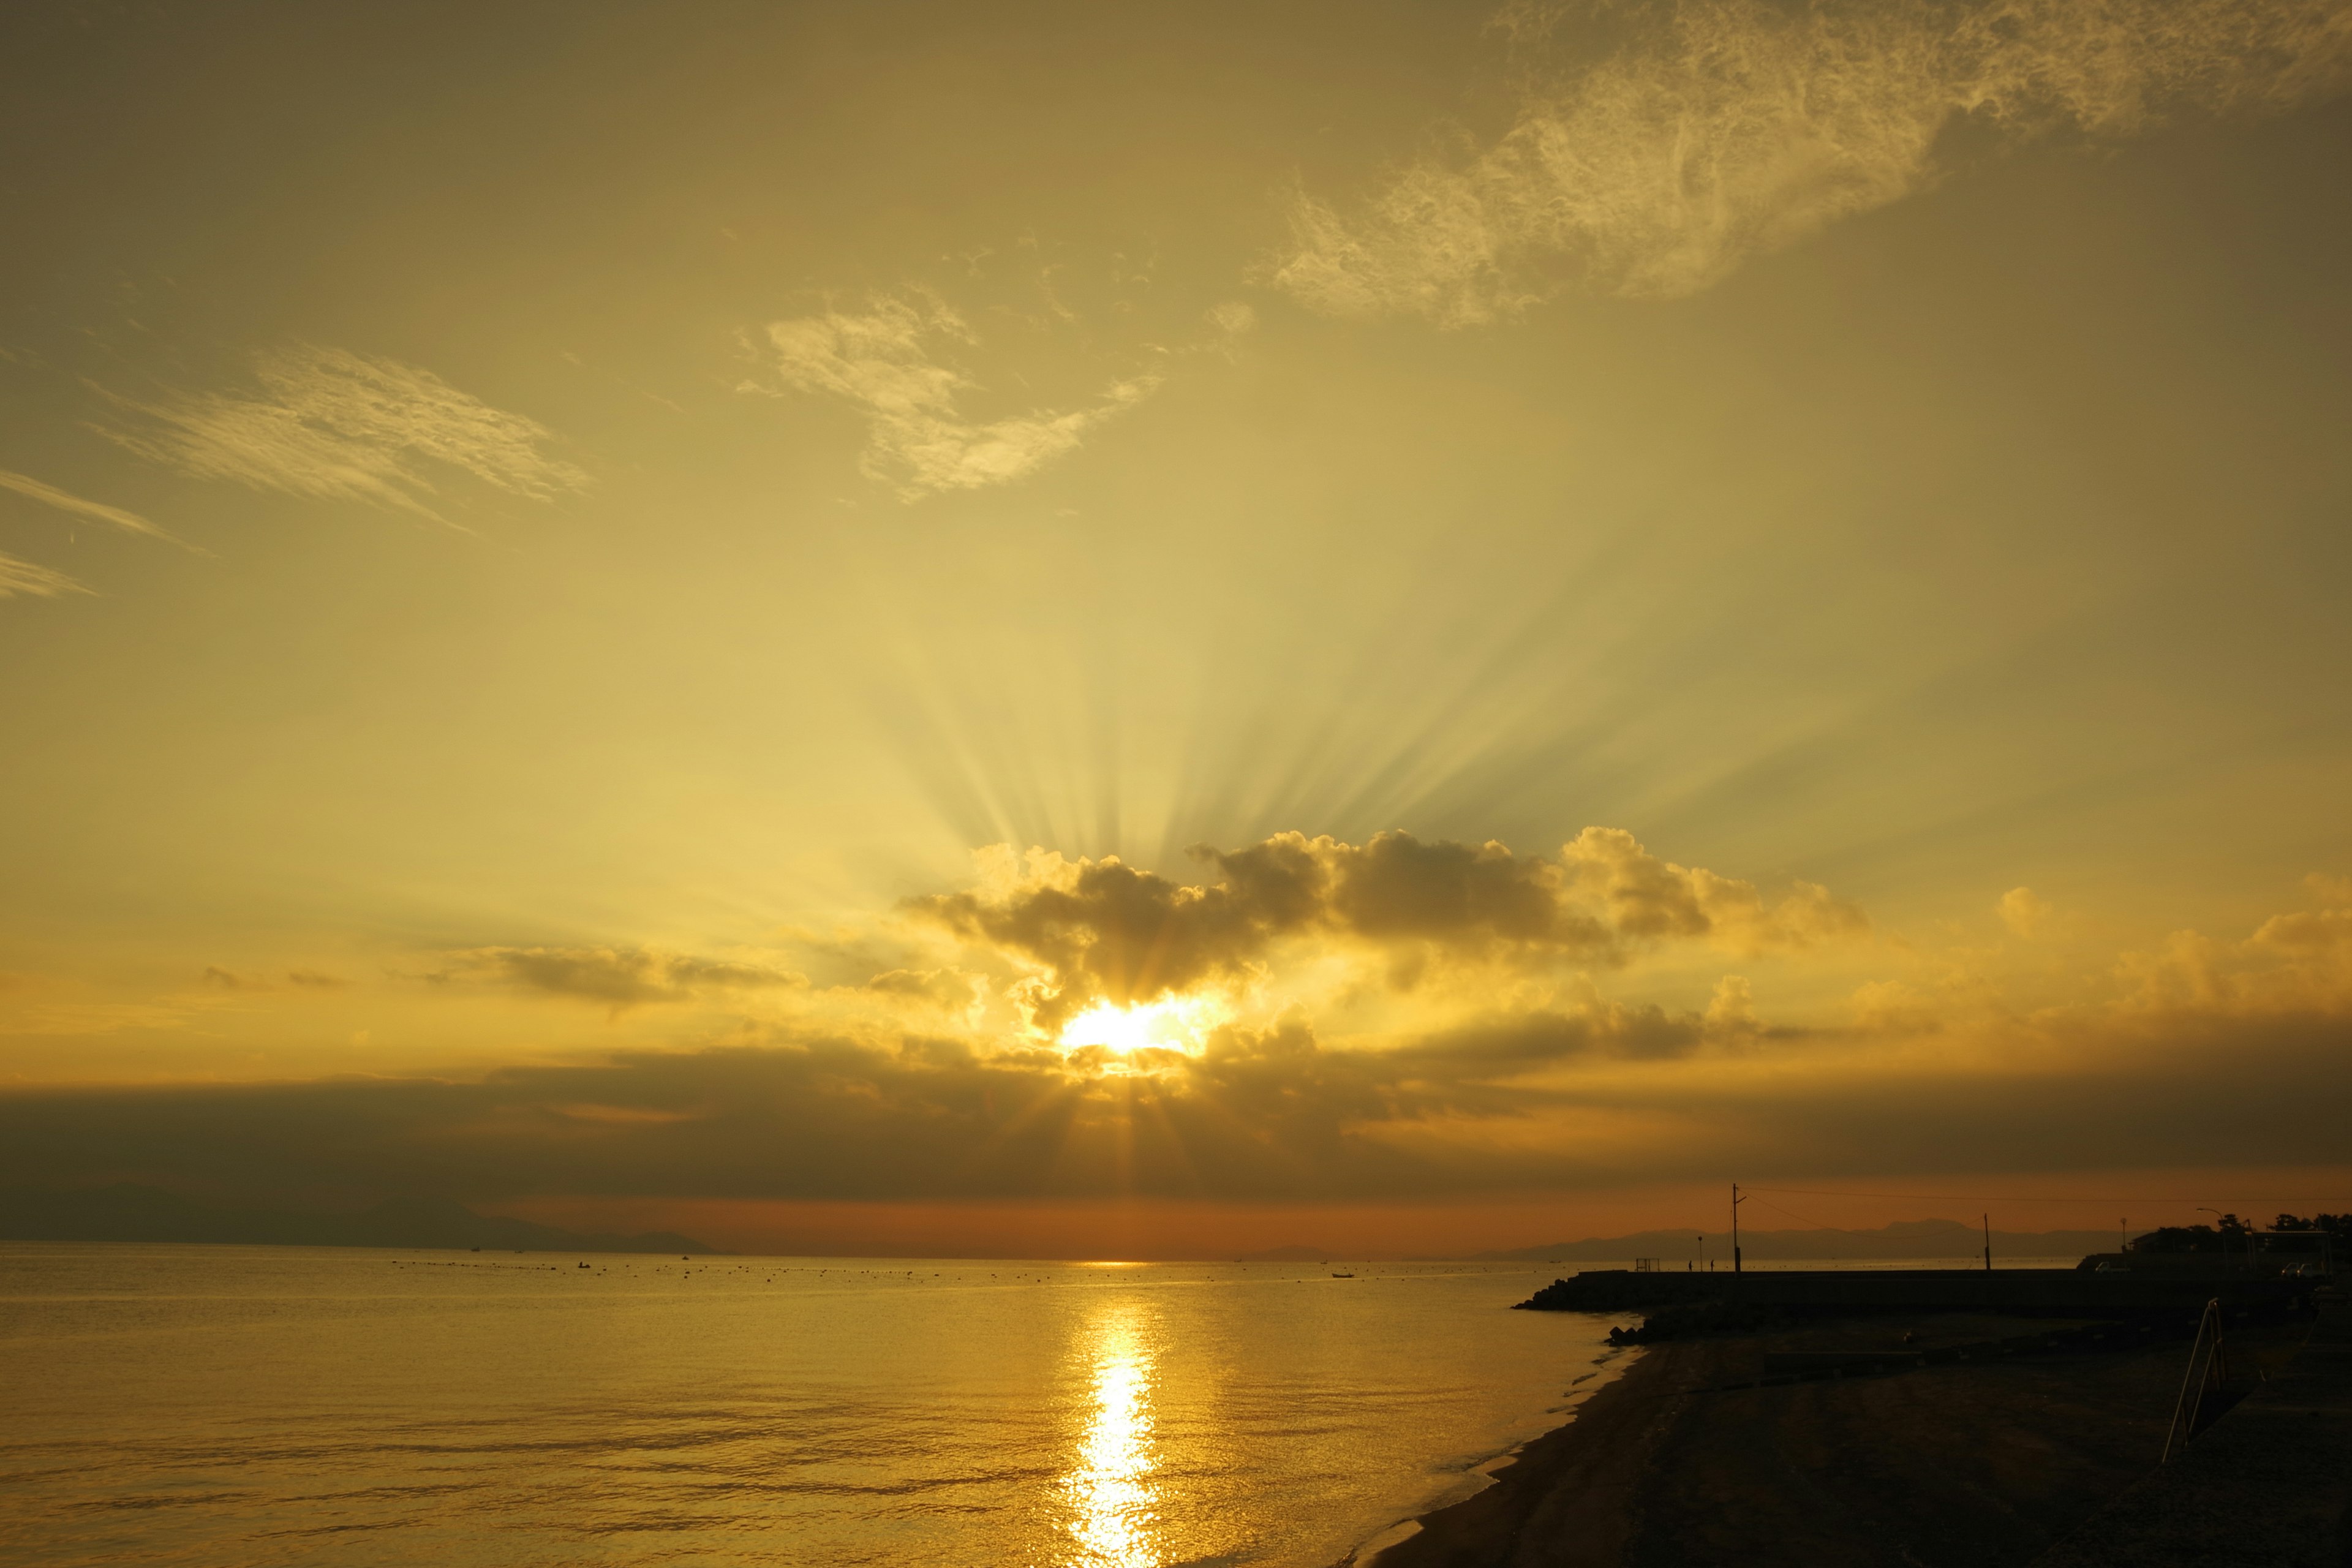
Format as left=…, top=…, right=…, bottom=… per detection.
left=0, top=1244, right=1630, bottom=1567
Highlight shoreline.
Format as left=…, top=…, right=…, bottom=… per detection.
left=1344, top=1338, right=1651, bottom=1567
left=1355, top=1333, right=1684, bottom=1568
left=1353, top=1306, right=2318, bottom=1567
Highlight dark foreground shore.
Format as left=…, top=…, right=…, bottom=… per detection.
left=1367, top=1305, right=2349, bottom=1568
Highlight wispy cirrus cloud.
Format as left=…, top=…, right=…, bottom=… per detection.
left=99, top=344, right=589, bottom=520
left=0, top=552, right=89, bottom=600
left=744, top=292, right=1159, bottom=499
left=1271, top=0, right=2352, bottom=321
left=0, top=466, right=180, bottom=601
left=0, top=467, right=180, bottom=545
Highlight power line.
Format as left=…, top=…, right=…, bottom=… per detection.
left=1740, top=1191, right=1980, bottom=1245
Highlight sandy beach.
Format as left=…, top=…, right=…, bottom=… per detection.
left=1368, top=1310, right=2321, bottom=1568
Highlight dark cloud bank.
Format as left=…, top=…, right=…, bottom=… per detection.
left=4, top=1009, right=2346, bottom=1210
left=0, top=1185, right=715, bottom=1254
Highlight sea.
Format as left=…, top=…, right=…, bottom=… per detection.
left=0, top=1243, right=1636, bottom=1567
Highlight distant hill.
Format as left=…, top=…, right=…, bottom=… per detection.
left=0, top=1184, right=720, bottom=1254
left=1476, top=1218, right=2133, bottom=1265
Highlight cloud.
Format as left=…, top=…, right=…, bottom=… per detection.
left=745, top=292, right=1160, bottom=499
left=100, top=345, right=588, bottom=519
left=0, top=997, right=1725, bottom=1205
left=908, top=828, right=1866, bottom=1031
left=2115, top=874, right=2352, bottom=1014
left=192, top=967, right=346, bottom=993
left=13, top=877, right=2352, bottom=1208
left=2307, top=873, right=2352, bottom=906
left=1205, top=301, right=1259, bottom=336
left=433, top=946, right=807, bottom=1011
left=16, top=872, right=2352, bottom=1215
left=1390, top=979, right=1761, bottom=1071
left=1999, top=886, right=2052, bottom=937
left=0, top=467, right=180, bottom=545
left=1270, top=0, right=2352, bottom=320
left=4, top=990, right=2346, bottom=1207
left=1706, top=974, right=1761, bottom=1038
left=1558, top=826, right=1869, bottom=952
left=860, top=967, right=986, bottom=1015
left=0, top=552, right=89, bottom=600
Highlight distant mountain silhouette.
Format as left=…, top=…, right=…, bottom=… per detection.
left=0, top=1184, right=720, bottom=1254
left=1474, top=1217, right=2132, bottom=1264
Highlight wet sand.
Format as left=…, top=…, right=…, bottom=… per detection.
left=1370, top=1311, right=2312, bottom=1568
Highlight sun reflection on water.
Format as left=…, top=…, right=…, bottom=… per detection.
left=1058, top=1305, right=1163, bottom=1568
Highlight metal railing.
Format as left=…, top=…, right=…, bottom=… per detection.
left=2161, top=1298, right=2228, bottom=1463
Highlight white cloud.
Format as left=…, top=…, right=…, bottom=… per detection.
left=1272, top=0, right=2352, bottom=321
left=101, top=345, right=589, bottom=519
left=1705, top=973, right=1760, bottom=1038
left=1999, top=886, right=2052, bottom=937
left=2111, top=874, right=2352, bottom=1014
left=0, top=552, right=89, bottom=600
left=0, top=467, right=179, bottom=545
left=1559, top=825, right=1870, bottom=952
left=747, top=292, right=1160, bottom=499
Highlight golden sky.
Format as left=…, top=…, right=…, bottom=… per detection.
left=3, top=0, right=2350, bottom=1254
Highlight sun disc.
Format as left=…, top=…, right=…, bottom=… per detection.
left=1061, top=1004, right=1152, bottom=1054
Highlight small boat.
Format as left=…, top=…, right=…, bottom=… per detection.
left=578, top=1261, right=591, bottom=1268
left=1331, top=1271, right=1354, bottom=1278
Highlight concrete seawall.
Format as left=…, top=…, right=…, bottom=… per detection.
left=1517, top=1267, right=2321, bottom=1316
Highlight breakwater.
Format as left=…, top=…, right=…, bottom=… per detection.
left=1515, top=1267, right=2321, bottom=1316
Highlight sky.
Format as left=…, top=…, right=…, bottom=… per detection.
left=3, top=0, right=2351, bottom=1258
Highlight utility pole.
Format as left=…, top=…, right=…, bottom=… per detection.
left=1732, top=1183, right=1747, bottom=1275
left=1983, top=1213, right=1992, bottom=1273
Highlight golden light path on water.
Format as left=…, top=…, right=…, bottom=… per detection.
left=1060, top=1300, right=1164, bottom=1567
left=3, top=1246, right=1629, bottom=1566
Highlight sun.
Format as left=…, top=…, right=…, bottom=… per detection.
left=1057, top=995, right=1223, bottom=1057
left=1062, top=1004, right=1158, bottom=1054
